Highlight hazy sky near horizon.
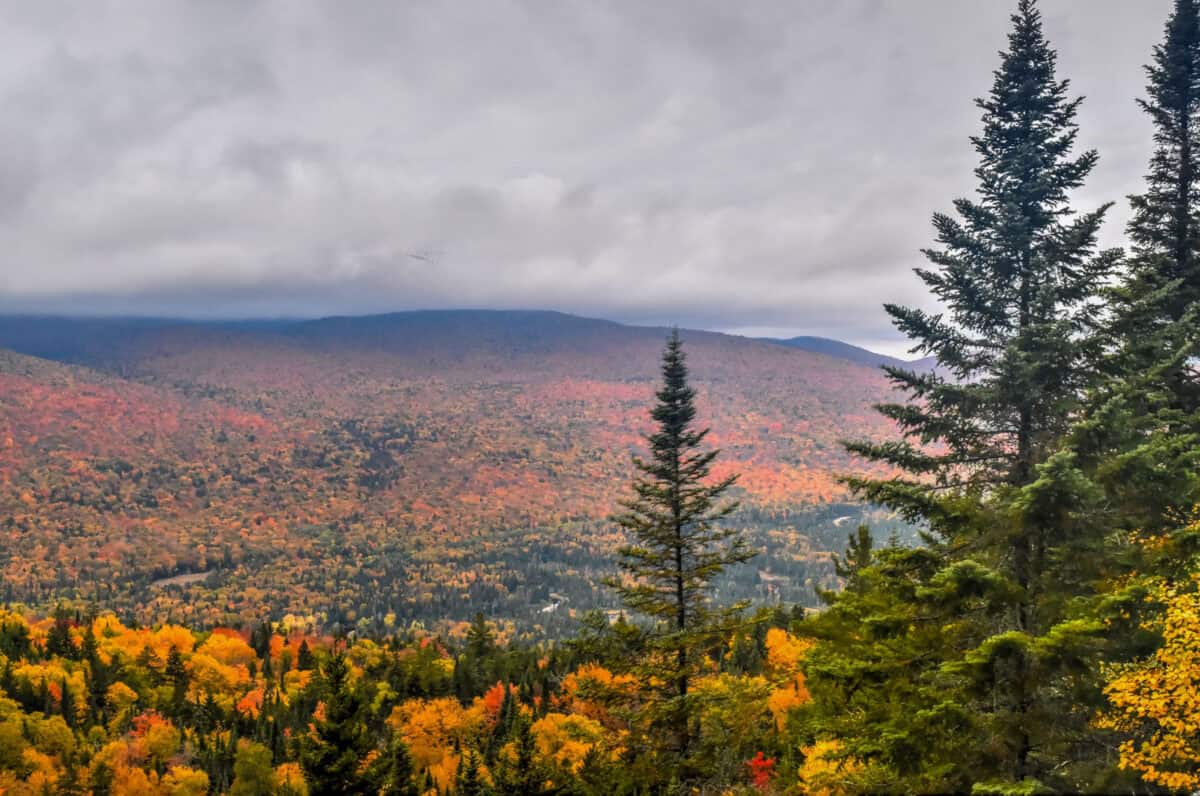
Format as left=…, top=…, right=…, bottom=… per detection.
left=0, top=1, right=1172, bottom=354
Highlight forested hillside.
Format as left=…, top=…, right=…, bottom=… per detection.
left=0, top=313, right=906, bottom=633
left=3, top=0, right=1200, bottom=793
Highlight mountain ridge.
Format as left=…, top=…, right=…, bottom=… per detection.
left=0, top=309, right=910, bottom=373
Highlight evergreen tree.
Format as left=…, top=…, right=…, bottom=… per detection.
left=466, top=612, right=496, bottom=661
left=81, top=629, right=107, bottom=724
left=89, top=759, right=115, bottom=796
left=45, top=606, right=76, bottom=659
left=1119, top=0, right=1200, bottom=376
left=0, top=620, right=31, bottom=660
left=831, top=525, right=873, bottom=594
left=823, top=1, right=1120, bottom=790
left=1088, top=0, right=1200, bottom=565
left=495, top=713, right=547, bottom=796
left=570, top=746, right=629, bottom=796
left=165, top=644, right=189, bottom=717
left=250, top=621, right=272, bottom=660
left=608, top=329, right=755, bottom=772
left=458, top=612, right=497, bottom=699
left=1049, top=5, right=1200, bottom=785
left=137, top=644, right=164, bottom=685
left=381, top=737, right=419, bottom=796
left=456, top=749, right=488, bottom=796
left=801, top=542, right=977, bottom=792
left=298, top=651, right=376, bottom=795
left=296, top=639, right=314, bottom=671
left=848, top=0, right=1115, bottom=519
left=60, top=677, right=76, bottom=728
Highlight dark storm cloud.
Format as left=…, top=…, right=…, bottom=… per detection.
left=0, top=0, right=1170, bottom=352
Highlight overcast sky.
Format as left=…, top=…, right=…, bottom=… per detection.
left=0, top=1, right=1172, bottom=353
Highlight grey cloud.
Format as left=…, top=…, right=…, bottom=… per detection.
left=0, top=0, right=1173, bottom=348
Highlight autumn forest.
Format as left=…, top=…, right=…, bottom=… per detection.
left=4, top=0, right=1200, bottom=793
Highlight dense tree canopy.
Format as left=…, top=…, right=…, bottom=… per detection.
left=3, top=0, right=1200, bottom=794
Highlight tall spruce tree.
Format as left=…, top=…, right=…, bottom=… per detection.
left=1087, top=0, right=1200, bottom=563
left=1122, top=0, right=1200, bottom=347
left=817, top=1, right=1120, bottom=790
left=1060, top=4, right=1200, bottom=778
left=608, top=329, right=754, bottom=773
left=848, top=0, right=1115, bottom=511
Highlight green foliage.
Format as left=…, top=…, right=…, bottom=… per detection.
left=382, top=737, right=419, bottom=796
left=2, top=3, right=1200, bottom=795
left=1119, top=0, right=1200, bottom=361
left=298, top=651, right=378, bottom=795
left=607, top=329, right=756, bottom=774
left=815, top=1, right=1140, bottom=791
left=231, top=741, right=275, bottom=796
left=456, top=749, right=489, bottom=796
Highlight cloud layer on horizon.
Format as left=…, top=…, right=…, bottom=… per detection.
left=0, top=1, right=1169, bottom=351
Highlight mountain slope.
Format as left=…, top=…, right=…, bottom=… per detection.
left=765, top=335, right=937, bottom=372
left=0, top=311, right=906, bottom=631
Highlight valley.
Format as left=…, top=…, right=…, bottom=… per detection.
left=0, top=311, right=909, bottom=634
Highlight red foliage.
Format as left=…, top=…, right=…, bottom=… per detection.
left=746, top=751, right=776, bottom=790
left=482, top=682, right=510, bottom=721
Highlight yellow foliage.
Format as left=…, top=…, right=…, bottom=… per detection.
left=767, top=681, right=808, bottom=731
left=153, top=625, right=199, bottom=657
left=346, top=639, right=388, bottom=672
left=1099, top=577, right=1200, bottom=791
left=557, top=663, right=636, bottom=726
left=141, top=719, right=182, bottom=766
left=390, top=697, right=489, bottom=791
left=162, top=765, right=210, bottom=795
left=0, top=771, right=41, bottom=796
left=107, top=681, right=140, bottom=713
left=530, top=712, right=608, bottom=772
left=31, top=714, right=75, bottom=758
left=759, top=628, right=814, bottom=730
left=94, top=616, right=195, bottom=664
left=279, top=614, right=318, bottom=634
left=20, top=747, right=60, bottom=791
left=798, top=740, right=861, bottom=796
left=188, top=653, right=251, bottom=706
left=196, top=632, right=257, bottom=667
left=11, top=661, right=87, bottom=721
left=692, top=673, right=774, bottom=748
left=111, top=765, right=163, bottom=796
left=764, top=627, right=814, bottom=673
left=275, top=762, right=309, bottom=795
left=283, top=669, right=313, bottom=702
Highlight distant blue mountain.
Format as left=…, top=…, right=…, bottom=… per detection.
left=0, top=310, right=938, bottom=374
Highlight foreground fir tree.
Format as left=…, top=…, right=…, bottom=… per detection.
left=1116, top=0, right=1200, bottom=392
left=298, top=651, right=377, bottom=795
left=1080, top=1, right=1200, bottom=785
left=608, top=329, right=755, bottom=778
left=1085, top=0, right=1200, bottom=565
left=809, top=1, right=1122, bottom=791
